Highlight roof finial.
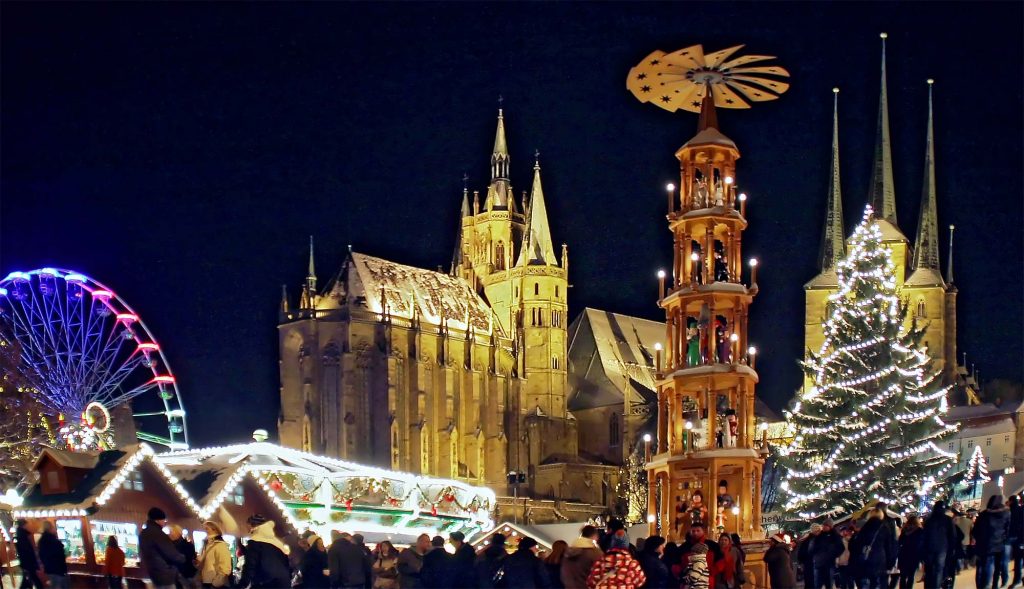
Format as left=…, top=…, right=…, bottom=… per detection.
left=696, top=83, right=719, bottom=132
left=819, top=87, right=846, bottom=271
left=869, top=32, right=898, bottom=226
left=913, top=78, right=941, bottom=272
left=306, top=236, right=317, bottom=296
left=280, top=284, right=289, bottom=313
left=534, top=149, right=540, bottom=169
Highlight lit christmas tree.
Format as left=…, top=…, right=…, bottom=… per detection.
left=959, top=445, right=991, bottom=498
left=780, top=205, right=958, bottom=519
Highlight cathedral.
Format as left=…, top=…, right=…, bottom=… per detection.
left=277, top=110, right=625, bottom=522
left=803, top=37, right=978, bottom=403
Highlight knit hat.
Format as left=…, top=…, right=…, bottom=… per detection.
left=247, top=514, right=269, bottom=526
left=490, top=533, right=507, bottom=545
left=147, top=507, right=167, bottom=521
left=610, top=530, right=630, bottom=550
left=690, top=542, right=709, bottom=555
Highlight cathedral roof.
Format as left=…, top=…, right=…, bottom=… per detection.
left=516, top=160, right=559, bottom=267
left=567, top=308, right=664, bottom=410
left=334, top=252, right=498, bottom=335
left=904, top=267, right=946, bottom=288
left=804, top=268, right=839, bottom=289
left=875, top=218, right=908, bottom=242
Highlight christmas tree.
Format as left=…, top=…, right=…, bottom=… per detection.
left=958, top=445, right=990, bottom=498
left=780, top=205, right=957, bottom=519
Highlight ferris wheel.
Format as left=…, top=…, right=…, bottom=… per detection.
left=0, top=268, right=188, bottom=451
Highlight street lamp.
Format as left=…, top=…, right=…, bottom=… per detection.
left=657, top=269, right=666, bottom=298
left=666, top=183, right=676, bottom=213
left=507, top=471, right=527, bottom=525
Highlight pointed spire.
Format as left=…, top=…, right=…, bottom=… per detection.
left=697, top=84, right=719, bottom=132
left=491, top=105, right=509, bottom=181
left=460, top=174, right=471, bottom=218
left=452, top=181, right=467, bottom=275
left=306, top=235, right=317, bottom=298
left=913, top=79, right=941, bottom=271
left=280, top=284, right=290, bottom=313
left=946, top=224, right=955, bottom=284
left=868, top=33, right=898, bottom=225
left=819, top=88, right=846, bottom=271
left=516, top=153, right=558, bottom=266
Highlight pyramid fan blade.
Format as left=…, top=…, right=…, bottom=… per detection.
left=730, top=74, right=791, bottom=94
left=729, top=66, right=791, bottom=78
left=704, top=45, right=745, bottom=68
left=627, top=66, right=657, bottom=102
left=721, top=54, right=776, bottom=69
left=726, top=79, right=783, bottom=102
left=666, top=44, right=706, bottom=69
left=712, top=83, right=751, bottom=109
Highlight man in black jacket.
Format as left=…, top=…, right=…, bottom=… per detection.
left=974, top=495, right=1011, bottom=589
left=419, top=536, right=450, bottom=588
left=38, top=521, right=68, bottom=589
left=499, top=537, right=550, bottom=589
left=327, top=532, right=371, bottom=589
left=921, top=500, right=958, bottom=589
left=850, top=510, right=896, bottom=589
left=14, top=519, right=44, bottom=589
left=806, top=520, right=844, bottom=589
left=139, top=508, right=185, bottom=589
left=240, top=514, right=291, bottom=589
left=448, top=532, right=477, bottom=589
left=1008, top=495, right=1023, bottom=587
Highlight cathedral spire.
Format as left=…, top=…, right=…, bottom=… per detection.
left=913, top=79, right=941, bottom=271
left=869, top=33, right=898, bottom=225
left=280, top=284, right=289, bottom=313
left=460, top=173, right=471, bottom=218
left=306, top=235, right=317, bottom=296
left=819, top=88, right=846, bottom=271
left=452, top=180, right=467, bottom=275
left=946, top=224, right=955, bottom=284
left=516, top=153, right=558, bottom=266
left=491, top=106, right=509, bottom=180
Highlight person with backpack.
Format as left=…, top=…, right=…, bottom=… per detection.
left=920, top=501, right=957, bottom=589
left=850, top=509, right=897, bottom=589
left=475, top=534, right=507, bottom=589
left=586, top=531, right=645, bottom=589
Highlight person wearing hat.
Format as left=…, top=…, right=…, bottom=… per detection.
left=500, top=536, right=551, bottom=588
left=198, top=521, right=233, bottom=588
left=239, top=514, right=291, bottom=588
left=765, top=533, right=796, bottom=589
left=139, top=507, right=185, bottom=589
left=587, top=530, right=645, bottom=588
left=297, top=530, right=328, bottom=588
left=447, top=531, right=476, bottom=588
left=474, top=533, right=507, bottom=589
left=802, top=519, right=844, bottom=589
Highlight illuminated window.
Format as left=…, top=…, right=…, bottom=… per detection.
left=232, top=484, right=244, bottom=506
left=122, top=470, right=143, bottom=492
left=495, top=242, right=506, bottom=271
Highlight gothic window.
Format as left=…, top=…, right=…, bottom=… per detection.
left=420, top=426, right=430, bottom=474
left=610, top=413, right=620, bottom=446
left=917, top=298, right=926, bottom=318
left=552, top=356, right=559, bottom=369
left=392, top=426, right=400, bottom=470
left=450, top=427, right=459, bottom=479
left=534, top=283, right=539, bottom=296
left=495, top=242, right=505, bottom=270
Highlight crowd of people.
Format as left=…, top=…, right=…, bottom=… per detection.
left=12, top=495, right=1024, bottom=589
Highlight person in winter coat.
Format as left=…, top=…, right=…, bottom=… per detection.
left=497, top=537, right=550, bottom=589
left=448, top=532, right=478, bottom=589
left=637, top=536, right=671, bottom=589
left=15, top=519, right=44, bottom=589
left=835, top=527, right=854, bottom=589
left=1009, top=495, right=1024, bottom=587
left=896, top=515, right=923, bottom=589
left=419, top=536, right=451, bottom=589
left=38, top=521, right=69, bottom=589
left=140, top=508, right=186, bottom=589
left=329, top=532, right=372, bottom=589
left=169, top=524, right=199, bottom=587
left=104, top=535, right=127, bottom=589
left=545, top=540, right=568, bottom=589
left=714, top=533, right=745, bottom=589
left=801, top=520, right=844, bottom=589
left=764, top=534, right=796, bottom=589
left=954, top=509, right=974, bottom=570
left=920, top=501, right=957, bottom=589
left=397, top=534, right=429, bottom=589
left=850, top=509, right=898, bottom=589
left=475, top=534, right=507, bottom=589
left=239, top=514, right=291, bottom=589
left=296, top=532, right=328, bottom=589
left=587, top=531, right=645, bottom=589
left=198, top=522, right=233, bottom=589
left=973, top=494, right=1011, bottom=589
left=675, top=525, right=721, bottom=586
left=682, top=542, right=710, bottom=589
left=371, top=541, right=400, bottom=589
left=561, top=526, right=602, bottom=589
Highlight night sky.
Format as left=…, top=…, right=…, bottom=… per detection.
left=3, top=3, right=1021, bottom=448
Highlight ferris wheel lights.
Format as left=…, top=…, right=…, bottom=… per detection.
left=92, top=290, right=112, bottom=299
left=5, top=271, right=30, bottom=282
left=39, top=268, right=60, bottom=276
left=137, top=342, right=160, bottom=352
left=116, top=313, right=139, bottom=323
left=166, top=409, right=186, bottom=418
left=64, top=273, right=87, bottom=283
left=0, top=288, right=6, bottom=297
left=153, top=375, right=176, bottom=384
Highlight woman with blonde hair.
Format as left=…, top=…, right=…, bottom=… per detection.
left=198, top=521, right=233, bottom=588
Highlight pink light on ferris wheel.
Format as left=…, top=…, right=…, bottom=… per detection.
left=137, top=343, right=160, bottom=353
left=152, top=375, right=176, bottom=384
left=92, top=290, right=113, bottom=299
left=116, top=313, right=139, bottom=323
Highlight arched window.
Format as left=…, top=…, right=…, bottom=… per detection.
left=302, top=416, right=313, bottom=452
left=450, top=427, right=460, bottom=479
left=495, top=242, right=506, bottom=271
left=610, top=413, right=621, bottom=446
left=917, top=298, right=926, bottom=318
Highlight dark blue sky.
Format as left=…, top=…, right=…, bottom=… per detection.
left=2, top=3, right=1021, bottom=447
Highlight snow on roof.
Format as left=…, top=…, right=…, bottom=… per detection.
left=568, top=308, right=663, bottom=410
left=874, top=219, right=908, bottom=243
left=904, top=267, right=946, bottom=288
left=33, top=447, right=101, bottom=471
left=958, top=416, right=1016, bottom=438
left=946, top=402, right=1022, bottom=422
left=337, top=252, right=497, bottom=335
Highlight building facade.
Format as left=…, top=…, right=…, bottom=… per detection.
left=277, top=111, right=623, bottom=521
left=803, top=42, right=971, bottom=399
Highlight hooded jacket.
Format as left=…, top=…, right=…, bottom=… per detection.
left=240, top=521, right=291, bottom=588
left=763, top=543, right=796, bottom=589
left=560, top=537, right=602, bottom=589
left=974, top=497, right=1011, bottom=555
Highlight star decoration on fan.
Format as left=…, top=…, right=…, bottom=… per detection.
left=627, top=44, right=790, bottom=113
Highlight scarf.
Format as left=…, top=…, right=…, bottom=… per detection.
left=249, top=521, right=288, bottom=554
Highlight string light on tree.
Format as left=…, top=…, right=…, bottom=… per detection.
left=779, top=205, right=957, bottom=519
